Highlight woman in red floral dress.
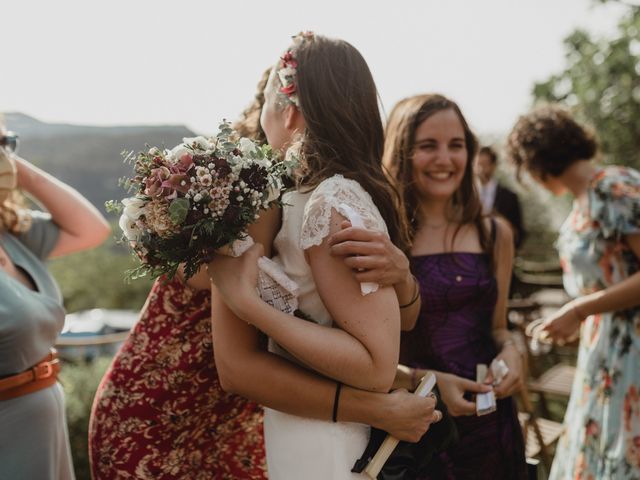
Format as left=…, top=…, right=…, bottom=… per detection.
left=89, top=276, right=267, bottom=479
left=89, top=74, right=271, bottom=480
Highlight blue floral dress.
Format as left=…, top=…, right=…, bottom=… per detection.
left=550, top=166, right=640, bottom=480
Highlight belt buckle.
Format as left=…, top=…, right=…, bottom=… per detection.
left=33, top=361, right=53, bottom=380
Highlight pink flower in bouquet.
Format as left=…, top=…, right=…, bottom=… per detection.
left=176, top=152, right=194, bottom=171
left=162, top=172, right=190, bottom=196
left=145, top=166, right=172, bottom=197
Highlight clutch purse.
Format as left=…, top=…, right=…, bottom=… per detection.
left=0, top=149, right=17, bottom=202
left=352, top=386, right=458, bottom=479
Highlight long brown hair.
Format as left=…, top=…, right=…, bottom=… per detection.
left=292, top=34, right=410, bottom=251
left=383, top=94, right=493, bottom=263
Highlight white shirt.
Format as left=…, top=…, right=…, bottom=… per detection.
left=477, top=177, right=498, bottom=215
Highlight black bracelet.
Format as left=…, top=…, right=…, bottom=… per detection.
left=332, top=381, right=342, bottom=423
left=399, top=275, right=420, bottom=309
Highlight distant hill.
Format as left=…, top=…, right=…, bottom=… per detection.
left=4, top=113, right=197, bottom=211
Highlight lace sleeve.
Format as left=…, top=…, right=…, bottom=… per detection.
left=299, top=174, right=388, bottom=250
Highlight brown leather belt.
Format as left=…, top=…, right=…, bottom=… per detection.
left=0, top=349, right=60, bottom=401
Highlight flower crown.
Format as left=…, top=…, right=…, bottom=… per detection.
left=277, top=31, right=315, bottom=107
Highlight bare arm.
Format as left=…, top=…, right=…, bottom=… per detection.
left=485, top=217, right=522, bottom=399
left=209, top=208, right=437, bottom=439
left=14, top=154, right=110, bottom=257
left=328, top=222, right=421, bottom=330
left=542, top=234, right=640, bottom=341
left=212, top=293, right=436, bottom=440
left=211, top=210, right=400, bottom=392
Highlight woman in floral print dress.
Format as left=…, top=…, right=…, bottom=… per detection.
left=88, top=73, right=272, bottom=480
left=507, top=105, right=640, bottom=479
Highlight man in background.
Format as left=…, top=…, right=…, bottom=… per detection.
left=475, top=146, right=525, bottom=249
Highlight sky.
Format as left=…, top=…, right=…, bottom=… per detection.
left=2, top=0, right=630, bottom=137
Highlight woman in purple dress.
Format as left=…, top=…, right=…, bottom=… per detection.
left=383, top=94, right=527, bottom=479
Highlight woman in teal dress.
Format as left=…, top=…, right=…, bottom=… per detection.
left=507, top=105, right=640, bottom=479
left=0, top=125, right=110, bottom=480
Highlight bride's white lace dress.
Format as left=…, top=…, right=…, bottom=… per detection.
left=264, top=174, right=389, bottom=480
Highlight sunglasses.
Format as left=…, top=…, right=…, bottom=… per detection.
left=0, top=131, right=19, bottom=153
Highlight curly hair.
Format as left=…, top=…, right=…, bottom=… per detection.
left=506, top=104, right=598, bottom=180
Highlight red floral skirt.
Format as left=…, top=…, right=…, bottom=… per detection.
left=89, top=276, right=266, bottom=479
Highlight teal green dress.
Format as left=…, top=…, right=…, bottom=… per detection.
left=0, top=211, right=75, bottom=480
left=550, top=166, right=640, bottom=479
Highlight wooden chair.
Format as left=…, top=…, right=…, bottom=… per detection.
left=523, top=317, right=576, bottom=418
left=516, top=340, right=565, bottom=473
left=518, top=382, right=564, bottom=472
left=508, top=301, right=576, bottom=419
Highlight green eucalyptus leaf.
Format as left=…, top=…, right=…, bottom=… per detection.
left=169, top=198, right=190, bottom=225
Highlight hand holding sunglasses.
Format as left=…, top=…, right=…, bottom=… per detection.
left=0, top=131, right=19, bottom=153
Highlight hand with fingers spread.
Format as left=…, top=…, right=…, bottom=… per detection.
left=328, top=221, right=410, bottom=287
left=435, top=371, right=492, bottom=417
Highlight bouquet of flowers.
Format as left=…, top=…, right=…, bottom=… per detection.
left=108, top=121, right=295, bottom=284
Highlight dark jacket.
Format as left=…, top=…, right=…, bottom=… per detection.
left=493, top=184, right=525, bottom=249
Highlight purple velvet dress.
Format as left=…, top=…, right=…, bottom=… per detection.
left=401, top=252, right=527, bottom=480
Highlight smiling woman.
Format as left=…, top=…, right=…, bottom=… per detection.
left=383, top=94, right=527, bottom=480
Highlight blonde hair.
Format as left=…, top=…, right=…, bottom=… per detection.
left=0, top=142, right=30, bottom=234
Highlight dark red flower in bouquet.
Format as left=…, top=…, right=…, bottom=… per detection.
left=213, top=157, right=232, bottom=178
left=240, top=164, right=268, bottom=191
left=222, top=204, right=243, bottom=226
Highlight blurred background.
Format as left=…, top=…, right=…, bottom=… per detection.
left=4, top=0, right=640, bottom=477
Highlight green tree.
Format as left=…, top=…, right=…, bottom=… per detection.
left=48, top=236, right=153, bottom=314
left=533, top=2, right=640, bottom=169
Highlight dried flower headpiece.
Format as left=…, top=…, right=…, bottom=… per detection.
left=276, top=31, right=315, bottom=107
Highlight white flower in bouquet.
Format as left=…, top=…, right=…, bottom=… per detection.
left=119, top=212, right=143, bottom=242
left=239, top=137, right=257, bottom=155
left=171, top=144, right=191, bottom=161
left=182, top=136, right=211, bottom=151
left=122, top=196, right=147, bottom=220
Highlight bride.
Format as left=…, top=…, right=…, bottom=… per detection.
left=208, top=33, right=427, bottom=479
